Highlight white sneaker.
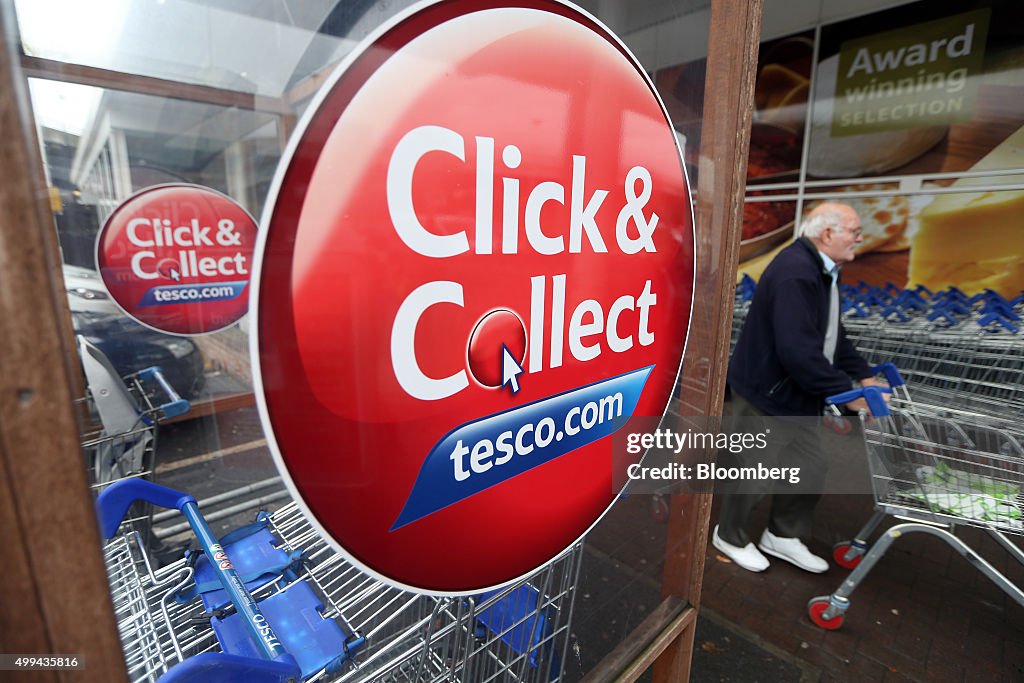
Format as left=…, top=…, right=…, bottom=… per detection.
left=712, top=525, right=769, bottom=572
left=758, top=529, right=829, bottom=573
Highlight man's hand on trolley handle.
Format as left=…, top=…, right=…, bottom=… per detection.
left=846, top=376, right=892, bottom=420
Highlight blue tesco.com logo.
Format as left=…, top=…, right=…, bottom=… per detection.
left=392, top=365, right=653, bottom=530
left=138, top=281, right=248, bottom=306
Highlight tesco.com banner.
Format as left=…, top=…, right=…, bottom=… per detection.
left=252, top=0, right=695, bottom=593
left=393, top=366, right=653, bottom=531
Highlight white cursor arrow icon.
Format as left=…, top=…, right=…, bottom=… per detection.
left=168, top=267, right=181, bottom=282
left=501, top=343, right=524, bottom=395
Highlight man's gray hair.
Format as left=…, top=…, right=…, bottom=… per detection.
left=799, top=208, right=846, bottom=239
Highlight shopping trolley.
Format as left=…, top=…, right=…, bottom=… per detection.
left=806, top=364, right=1024, bottom=630
left=98, top=478, right=369, bottom=682
left=99, top=479, right=582, bottom=682
left=846, top=322, right=1024, bottom=420
left=840, top=284, right=1024, bottom=419
left=732, top=280, right=1024, bottom=418
left=258, top=503, right=581, bottom=683
left=79, top=335, right=190, bottom=486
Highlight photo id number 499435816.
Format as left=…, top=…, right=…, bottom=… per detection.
left=1, top=655, right=84, bottom=670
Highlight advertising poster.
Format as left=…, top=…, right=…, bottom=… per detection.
left=812, top=0, right=1024, bottom=297
left=742, top=32, right=813, bottom=262
left=656, top=32, right=814, bottom=265
left=724, top=0, right=1024, bottom=297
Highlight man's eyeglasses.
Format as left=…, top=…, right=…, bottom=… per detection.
left=829, top=224, right=863, bottom=239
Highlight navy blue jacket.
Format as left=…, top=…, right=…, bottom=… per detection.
left=728, top=237, right=871, bottom=416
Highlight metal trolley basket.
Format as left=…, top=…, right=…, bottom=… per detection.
left=807, top=364, right=1024, bottom=630
left=78, top=335, right=191, bottom=488
left=98, top=479, right=582, bottom=682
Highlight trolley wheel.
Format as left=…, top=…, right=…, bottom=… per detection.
left=832, top=542, right=862, bottom=569
left=650, top=495, right=669, bottom=522
left=823, top=413, right=853, bottom=435
left=807, top=596, right=845, bottom=630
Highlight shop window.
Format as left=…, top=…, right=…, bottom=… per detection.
left=735, top=0, right=1024, bottom=294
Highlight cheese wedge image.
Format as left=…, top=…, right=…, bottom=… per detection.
left=909, top=125, right=1024, bottom=297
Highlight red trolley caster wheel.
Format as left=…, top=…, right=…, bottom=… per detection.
left=824, top=413, right=853, bottom=435
left=807, top=596, right=845, bottom=630
left=832, top=542, right=863, bottom=569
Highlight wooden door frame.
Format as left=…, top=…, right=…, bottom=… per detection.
left=582, top=0, right=763, bottom=680
left=0, top=1, right=126, bottom=680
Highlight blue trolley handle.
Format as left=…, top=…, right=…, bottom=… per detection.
left=97, top=480, right=300, bottom=673
left=869, top=362, right=905, bottom=388
left=825, top=386, right=892, bottom=417
left=137, top=366, right=191, bottom=418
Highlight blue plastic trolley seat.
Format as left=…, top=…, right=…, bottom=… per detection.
left=476, top=584, right=560, bottom=679
left=210, top=580, right=363, bottom=680
left=178, top=522, right=303, bottom=611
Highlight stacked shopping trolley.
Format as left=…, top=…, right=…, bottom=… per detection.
left=78, top=334, right=192, bottom=552
left=82, top=323, right=582, bottom=681
left=731, top=278, right=1024, bottom=629
left=731, top=278, right=1024, bottom=422
left=78, top=335, right=191, bottom=487
left=98, top=478, right=582, bottom=682
left=839, top=282, right=1024, bottom=419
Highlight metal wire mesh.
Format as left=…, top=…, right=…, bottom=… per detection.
left=729, top=285, right=1024, bottom=419
left=858, top=391, right=1024, bottom=534
left=103, top=501, right=582, bottom=682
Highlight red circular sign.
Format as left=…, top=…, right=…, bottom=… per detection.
left=254, top=0, right=694, bottom=593
left=96, top=184, right=257, bottom=335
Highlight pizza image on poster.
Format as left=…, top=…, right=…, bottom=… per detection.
left=252, top=0, right=695, bottom=594
left=96, top=184, right=257, bottom=335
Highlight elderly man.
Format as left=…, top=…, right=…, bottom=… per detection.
left=714, top=202, right=883, bottom=573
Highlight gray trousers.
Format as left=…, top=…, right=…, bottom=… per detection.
left=716, top=391, right=827, bottom=547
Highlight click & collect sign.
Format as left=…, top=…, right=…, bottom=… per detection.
left=97, top=184, right=257, bottom=335
left=253, top=0, right=695, bottom=593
